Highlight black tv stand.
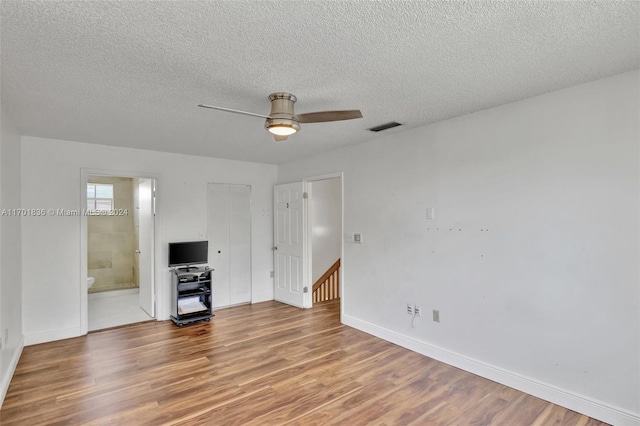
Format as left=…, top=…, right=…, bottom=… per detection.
left=170, top=267, right=213, bottom=326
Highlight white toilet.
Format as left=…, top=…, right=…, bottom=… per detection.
left=87, top=277, right=95, bottom=290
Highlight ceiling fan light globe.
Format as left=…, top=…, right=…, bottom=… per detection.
left=269, top=126, right=297, bottom=136
left=265, top=117, right=300, bottom=136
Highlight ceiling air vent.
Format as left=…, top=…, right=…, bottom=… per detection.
left=367, top=121, right=402, bottom=132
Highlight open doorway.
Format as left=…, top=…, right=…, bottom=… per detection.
left=307, top=176, right=342, bottom=308
left=82, top=173, right=157, bottom=331
left=273, top=173, right=343, bottom=310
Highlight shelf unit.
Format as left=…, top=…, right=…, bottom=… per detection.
left=170, top=266, right=213, bottom=326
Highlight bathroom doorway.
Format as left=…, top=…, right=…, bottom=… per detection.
left=84, top=175, right=156, bottom=331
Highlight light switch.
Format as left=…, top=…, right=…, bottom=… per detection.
left=353, top=233, right=362, bottom=243
left=426, top=208, right=435, bottom=220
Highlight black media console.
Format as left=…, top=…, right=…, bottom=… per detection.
left=170, top=266, right=213, bottom=326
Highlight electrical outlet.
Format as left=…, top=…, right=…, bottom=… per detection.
left=414, top=305, right=421, bottom=317
left=433, top=310, right=440, bottom=322
left=407, top=303, right=414, bottom=315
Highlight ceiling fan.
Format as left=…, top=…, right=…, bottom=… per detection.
left=198, top=92, right=363, bottom=141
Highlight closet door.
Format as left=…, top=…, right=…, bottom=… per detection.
left=207, top=183, right=251, bottom=308
left=208, top=184, right=231, bottom=307
left=229, top=185, right=251, bottom=305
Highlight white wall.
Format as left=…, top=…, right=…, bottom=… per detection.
left=0, top=107, right=24, bottom=405
left=278, top=70, right=640, bottom=424
left=21, top=137, right=277, bottom=345
left=309, top=178, right=341, bottom=282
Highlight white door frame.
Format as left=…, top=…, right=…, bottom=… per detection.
left=80, top=168, right=162, bottom=335
left=302, top=172, right=344, bottom=312
left=137, top=178, right=155, bottom=317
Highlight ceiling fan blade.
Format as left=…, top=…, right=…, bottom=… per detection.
left=274, top=134, right=288, bottom=142
left=198, top=104, right=271, bottom=119
left=296, top=109, right=363, bottom=124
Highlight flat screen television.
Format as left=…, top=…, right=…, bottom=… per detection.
left=168, top=241, right=208, bottom=269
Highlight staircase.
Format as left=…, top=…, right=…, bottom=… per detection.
left=312, top=258, right=340, bottom=303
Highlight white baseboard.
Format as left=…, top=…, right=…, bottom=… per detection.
left=24, top=326, right=83, bottom=346
left=0, top=334, right=24, bottom=408
left=342, top=314, right=640, bottom=426
left=252, top=292, right=275, bottom=304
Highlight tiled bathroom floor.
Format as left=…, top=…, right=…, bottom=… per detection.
left=88, top=289, right=154, bottom=331
left=89, top=282, right=139, bottom=293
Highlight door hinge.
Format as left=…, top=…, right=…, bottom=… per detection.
left=303, top=286, right=309, bottom=293
left=303, top=192, right=308, bottom=199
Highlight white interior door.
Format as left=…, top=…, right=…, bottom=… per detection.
left=229, top=185, right=251, bottom=305
left=138, top=178, right=155, bottom=317
left=208, top=184, right=230, bottom=307
left=207, top=183, right=252, bottom=308
left=274, top=182, right=306, bottom=308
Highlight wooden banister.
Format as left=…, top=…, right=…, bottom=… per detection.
left=312, top=258, right=340, bottom=303
left=312, top=258, right=341, bottom=292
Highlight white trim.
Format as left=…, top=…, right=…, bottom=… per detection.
left=302, top=180, right=311, bottom=308
left=342, top=314, right=640, bottom=426
left=0, top=335, right=24, bottom=407
left=302, top=172, right=344, bottom=183
left=252, top=291, right=275, bottom=304
left=24, top=327, right=81, bottom=346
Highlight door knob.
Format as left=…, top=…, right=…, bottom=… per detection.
left=272, top=246, right=278, bottom=250
left=135, top=249, right=141, bottom=254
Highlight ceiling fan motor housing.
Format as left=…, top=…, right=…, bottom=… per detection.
left=265, top=92, right=300, bottom=135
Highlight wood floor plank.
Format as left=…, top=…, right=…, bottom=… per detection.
left=0, top=299, right=610, bottom=425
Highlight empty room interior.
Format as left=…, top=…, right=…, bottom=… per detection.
left=0, top=1, right=638, bottom=425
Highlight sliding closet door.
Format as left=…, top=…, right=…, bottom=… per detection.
left=207, top=183, right=251, bottom=308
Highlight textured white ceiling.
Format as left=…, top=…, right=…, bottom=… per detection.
left=1, top=1, right=638, bottom=165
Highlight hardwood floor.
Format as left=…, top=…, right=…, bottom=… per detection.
left=1, top=300, right=608, bottom=425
